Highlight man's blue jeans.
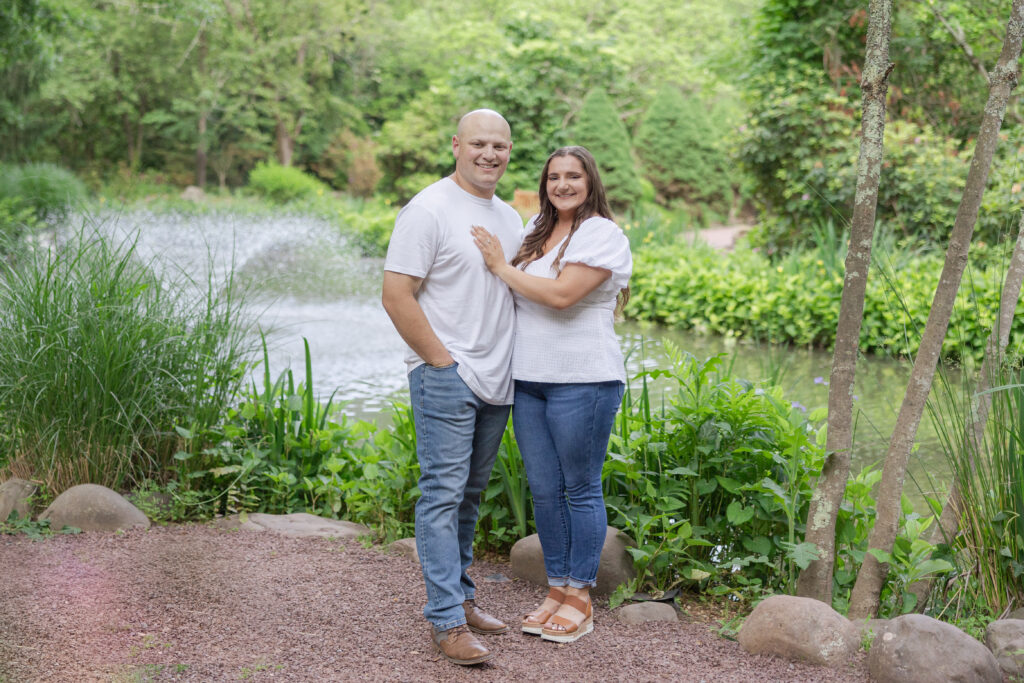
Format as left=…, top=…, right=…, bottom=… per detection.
left=409, top=362, right=510, bottom=630
left=513, top=380, right=623, bottom=588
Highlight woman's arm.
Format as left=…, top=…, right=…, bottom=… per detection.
left=472, top=225, right=609, bottom=310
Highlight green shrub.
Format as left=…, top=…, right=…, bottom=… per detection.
left=635, top=86, right=732, bottom=217
left=0, top=226, right=254, bottom=494
left=0, top=163, right=87, bottom=222
left=627, top=238, right=1024, bottom=364
left=247, top=162, right=329, bottom=204
left=605, top=347, right=825, bottom=601
left=571, top=88, right=642, bottom=212
left=334, top=196, right=399, bottom=257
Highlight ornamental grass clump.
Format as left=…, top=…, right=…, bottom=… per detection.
left=0, top=226, right=254, bottom=494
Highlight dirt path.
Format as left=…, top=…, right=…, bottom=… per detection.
left=0, top=525, right=869, bottom=682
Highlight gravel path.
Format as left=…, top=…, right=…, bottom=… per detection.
left=0, top=525, right=869, bottom=682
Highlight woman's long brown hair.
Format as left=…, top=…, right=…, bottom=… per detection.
left=510, top=146, right=629, bottom=308
left=510, top=146, right=612, bottom=269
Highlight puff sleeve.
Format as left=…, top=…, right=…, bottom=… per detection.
left=559, top=217, right=632, bottom=290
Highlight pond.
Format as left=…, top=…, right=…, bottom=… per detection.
left=91, top=209, right=957, bottom=500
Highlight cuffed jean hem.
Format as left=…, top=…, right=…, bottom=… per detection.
left=432, top=616, right=468, bottom=632
left=568, top=577, right=598, bottom=589
left=548, top=577, right=597, bottom=589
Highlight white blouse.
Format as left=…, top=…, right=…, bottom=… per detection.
left=511, top=216, right=632, bottom=384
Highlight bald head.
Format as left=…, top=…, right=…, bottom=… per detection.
left=451, top=109, right=512, bottom=199
left=456, top=109, right=511, bottom=140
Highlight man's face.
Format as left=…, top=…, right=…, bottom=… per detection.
left=452, top=114, right=512, bottom=199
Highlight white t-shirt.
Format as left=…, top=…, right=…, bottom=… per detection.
left=384, top=177, right=524, bottom=404
left=512, top=216, right=632, bottom=384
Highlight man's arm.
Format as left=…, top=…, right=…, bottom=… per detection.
left=381, top=271, right=455, bottom=367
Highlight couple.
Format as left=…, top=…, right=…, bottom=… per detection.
left=381, top=108, right=631, bottom=666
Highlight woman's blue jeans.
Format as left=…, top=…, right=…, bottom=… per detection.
left=409, top=363, right=510, bottom=631
left=513, top=380, right=624, bottom=588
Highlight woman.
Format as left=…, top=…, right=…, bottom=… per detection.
left=472, top=146, right=631, bottom=643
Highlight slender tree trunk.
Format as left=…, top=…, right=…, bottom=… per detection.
left=796, top=0, right=894, bottom=604
left=196, top=111, right=208, bottom=187
left=275, top=118, right=293, bottom=166
left=847, top=0, right=1024, bottom=619
left=905, top=211, right=1024, bottom=610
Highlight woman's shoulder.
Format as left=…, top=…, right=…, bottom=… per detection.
left=576, top=216, right=628, bottom=246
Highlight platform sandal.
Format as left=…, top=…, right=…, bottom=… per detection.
left=540, top=593, right=592, bottom=643
left=521, top=587, right=566, bottom=635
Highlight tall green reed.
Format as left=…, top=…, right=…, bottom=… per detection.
left=0, top=225, right=253, bottom=493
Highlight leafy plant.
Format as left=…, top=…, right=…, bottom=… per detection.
left=1, top=510, right=80, bottom=539
left=247, top=162, right=329, bottom=204
left=0, top=225, right=253, bottom=493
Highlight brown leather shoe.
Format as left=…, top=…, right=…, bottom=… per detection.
left=463, top=599, right=509, bottom=635
left=431, top=624, right=493, bottom=665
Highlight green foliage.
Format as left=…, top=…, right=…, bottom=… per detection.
left=604, top=345, right=826, bottom=600
left=0, top=163, right=87, bottom=222
left=635, top=87, right=732, bottom=218
left=0, top=510, right=80, bottom=540
left=174, top=339, right=421, bottom=542
left=477, top=423, right=535, bottom=550
left=333, top=196, right=399, bottom=257
left=929, top=365, right=1024, bottom=618
left=571, top=88, right=642, bottom=211
left=627, top=237, right=1024, bottom=364
left=0, top=226, right=253, bottom=494
left=247, top=162, right=329, bottom=204
left=737, top=63, right=857, bottom=245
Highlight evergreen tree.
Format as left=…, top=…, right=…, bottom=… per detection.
left=571, top=88, right=641, bottom=212
left=635, top=86, right=731, bottom=213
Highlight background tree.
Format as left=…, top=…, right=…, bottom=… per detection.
left=635, top=86, right=732, bottom=217
left=796, top=0, right=894, bottom=604
left=571, top=88, right=641, bottom=212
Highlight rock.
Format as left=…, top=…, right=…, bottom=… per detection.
left=868, top=614, right=1001, bottom=683
left=509, top=526, right=636, bottom=597
left=39, top=484, right=150, bottom=532
left=388, top=537, right=419, bottom=562
left=851, top=617, right=891, bottom=647
left=985, top=619, right=1024, bottom=677
left=180, top=185, right=205, bottom=201
left=616, top=601, right=679, bottom=625
left=0, top=478, right=36, bottom=522
left=210, top=513, right=267, bottom=533
left=737, top=595, right=858, bottom=667
left=213, top=512, right=372, bottom=540
left=1007, top=607, right=1024, bottom=621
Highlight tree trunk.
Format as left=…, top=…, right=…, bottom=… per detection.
left=196, top=110, right=208, bottom=187
left=275, top=118, right=293, bottom=166
left=796, top=0, right=894, bottom=604
left=847, top=0, right=1024, bottom=619
left=905, top=211, right=1024, bottom=610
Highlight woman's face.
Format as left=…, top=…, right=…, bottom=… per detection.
left=545, top=155, right=588, bottom=218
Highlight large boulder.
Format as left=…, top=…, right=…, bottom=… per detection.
left=868, top=614, right=1001, bottom=683
left=0, top=478, right=36, bottom=522
left=616, top=601, right=678, bottom=625
left=213, top=512, right=371, bottom=540
left=39, top=484, right=150, bottom=532
left=737, top=595, right=859, bottom=667
left=985, top=618, right=1024, bottom=677
left=509, top=526, right=635, bottom=597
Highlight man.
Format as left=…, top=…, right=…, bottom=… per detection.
left=381, top=109, right=523, bottom=666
